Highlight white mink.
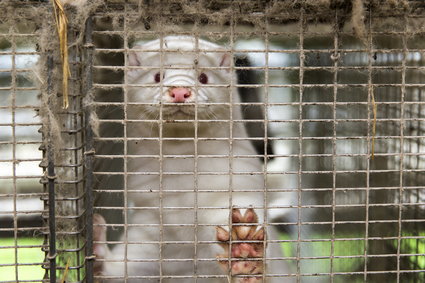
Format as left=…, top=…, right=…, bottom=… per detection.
left=94, top=36, right=292, bottom=282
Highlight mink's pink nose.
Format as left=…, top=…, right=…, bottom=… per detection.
left=169, top=87, right=191, bottom=103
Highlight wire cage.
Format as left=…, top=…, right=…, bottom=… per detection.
left=0, top=0, right=424, bottom=282
left=0, top=3, right=46, bottom=283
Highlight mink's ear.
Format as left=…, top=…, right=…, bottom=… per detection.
left=219, top=53, right=232, bottom=72
left=128, top=46, right=142, bottom=66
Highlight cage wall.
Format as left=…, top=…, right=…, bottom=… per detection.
left=0, top=1, right=96, bottom=282
left=0, top=3, right=46, bottom=282
left=0, top=1, right=425, bottom=283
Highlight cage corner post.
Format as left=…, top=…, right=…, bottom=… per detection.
left=83, top=14, right=95, bottom=283
left=45, top=54, right=57, bottom=283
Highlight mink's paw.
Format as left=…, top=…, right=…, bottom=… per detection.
left=216, top=208, right=265, bottom=283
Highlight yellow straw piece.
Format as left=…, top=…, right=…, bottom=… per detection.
left=60, top=257, right=71, bottom=283
left=52, top=0, right=70, bottom=109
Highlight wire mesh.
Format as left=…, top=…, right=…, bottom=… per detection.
left=0, top=6, right=45, bottom=283
left=1, top=2, right=94, bottom=282
left=1, top=1, right=425, bottom=283
left=90, top=2, right=425, bottom=282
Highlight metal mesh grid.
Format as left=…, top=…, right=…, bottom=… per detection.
left=1, top=2, right=94, bottom=282
left=90, top=2, right=425, bottom=282
left=0, top=8, right=45, bottom=283
left=1, top=1, right=425, bottom=283
left=38, top=19, right=93, bottom=283
left=41, top=44, right=87, bottom=282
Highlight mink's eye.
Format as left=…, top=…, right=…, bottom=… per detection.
left=154, top=72, right=162, bottom=83
left=198, top=73, right=208, bottom=84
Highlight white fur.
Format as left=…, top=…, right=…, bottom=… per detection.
left=98, top=36, right=293, bottom=282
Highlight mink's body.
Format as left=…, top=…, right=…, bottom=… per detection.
left=94, top=36, right=292, bottom=282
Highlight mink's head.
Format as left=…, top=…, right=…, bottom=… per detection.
left=127, top=36, right=237, bottom=120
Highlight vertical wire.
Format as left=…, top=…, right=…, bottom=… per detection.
left=395, top=11, right=408, bottom=283
left=46, top=55, right=57, bottom=283
left=10, top=21, right=18, bottom=283
left=83, top=15, right=95, bottom=283
left=193, top=25, right=200, bottom=282
left=263, top=11, right=270, bottom=282
left=413, top=24, right=425, bottom=282
left=296, top=8, right=305, bottom=283
left=330, top=8, right=340, bottom=283
left=123, top=1, right=129, bottom=281
left=158, top=27, right=165, bottom=283
left=227, top=6, right=235, bottom=281
left=364, top=5, right=373, bottom=282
